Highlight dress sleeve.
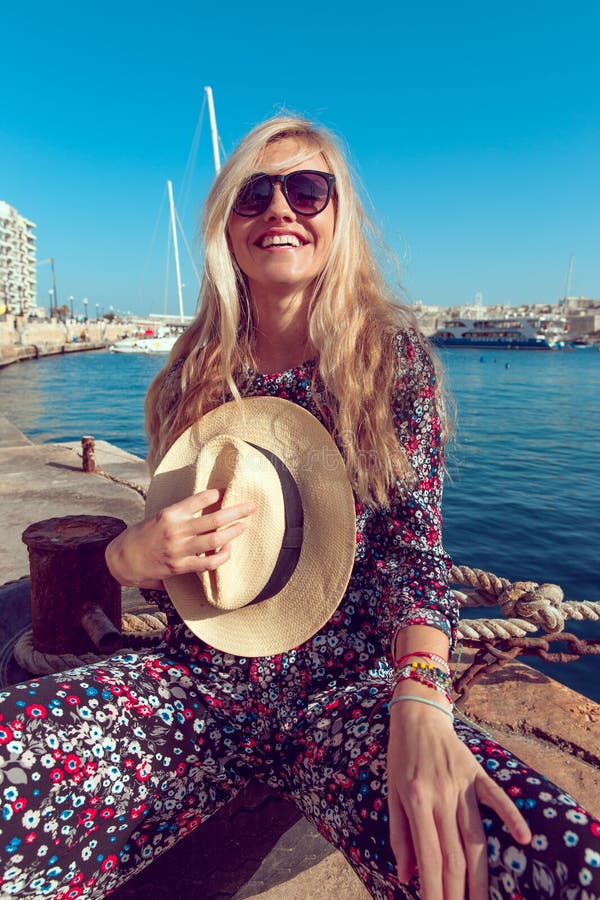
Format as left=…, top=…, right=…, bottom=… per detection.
left=362, top=330, right=459, bottom=652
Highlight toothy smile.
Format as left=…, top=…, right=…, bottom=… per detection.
left=259, top=234, right=305, bottom=249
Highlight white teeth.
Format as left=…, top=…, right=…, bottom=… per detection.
left=260, top=234, right=302, bottom=248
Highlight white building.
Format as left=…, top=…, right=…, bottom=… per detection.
left=0, top=201, right=37, bottom=315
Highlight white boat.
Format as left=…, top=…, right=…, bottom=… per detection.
left=109, top=334, right=179, bottom=354
left=431, top=315, right=568, bottom=350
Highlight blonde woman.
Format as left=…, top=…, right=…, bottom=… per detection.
left=1, top=117, right=599, bottom=900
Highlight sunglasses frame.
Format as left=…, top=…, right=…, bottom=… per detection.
left=233, top=170, right=336, bottom=218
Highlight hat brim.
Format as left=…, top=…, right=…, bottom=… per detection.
left=145, top=397, right=356, bottom=657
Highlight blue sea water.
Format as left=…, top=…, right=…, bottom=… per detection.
left=1, top=347, right=599, bottom=700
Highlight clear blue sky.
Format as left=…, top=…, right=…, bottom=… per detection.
left=3, top=1, right=599, bottom=316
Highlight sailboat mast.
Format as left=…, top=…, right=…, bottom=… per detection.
left=564, top=255, right=575, bottom=301
left=167, top=179, right=185, bottom=323
left=204, top=86, right=221, bottom=174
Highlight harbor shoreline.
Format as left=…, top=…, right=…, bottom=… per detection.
left=0, top=314, right=140, bottom=368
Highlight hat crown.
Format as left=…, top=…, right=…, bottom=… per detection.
left=195, top=436, right=285, bottom=610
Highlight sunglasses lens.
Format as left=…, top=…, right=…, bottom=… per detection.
left=286, top=172, right=331, bottom=215
left=234, top=175, right=272, bottom=216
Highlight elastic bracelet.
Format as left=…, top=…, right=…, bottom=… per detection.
left=388, top=694, right=454, bottom=723
left=394, top=651, right=451, bottom=673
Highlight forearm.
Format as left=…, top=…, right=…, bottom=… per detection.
left=392, top=623, right=449, bottom=662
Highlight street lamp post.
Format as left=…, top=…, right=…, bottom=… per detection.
left=82, top=298, right=88, bottom=322
left=48, top=289, right=54, bottom=319
left=37, top=258, right=59, bottom=314
left=69, top=295, right=75, bottom=320
left=95, top=303, right=99, bottom=321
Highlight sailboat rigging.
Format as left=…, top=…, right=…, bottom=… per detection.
left=110, top=87, right=220, bottom=354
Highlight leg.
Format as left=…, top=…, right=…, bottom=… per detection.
left=0, top=649, right=251, bottom=898
left=265, top=678, right=600, bottom=899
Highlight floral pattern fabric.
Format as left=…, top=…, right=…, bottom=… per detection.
left=1, top=331, right=599, bottom=898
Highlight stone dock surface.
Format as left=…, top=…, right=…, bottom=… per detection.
left=0, top=417, right=598, bottom=899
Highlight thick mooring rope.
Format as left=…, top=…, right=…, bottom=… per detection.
left=13, top=612, right=168, bottom=676
left=12, top=566, right=600, bottom=676
left=452, top=565, right=600, bottom=640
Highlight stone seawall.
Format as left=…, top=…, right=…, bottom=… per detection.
left=0, top=315, right=136, bottom=368
left=0, top=340, right=111, bottom=367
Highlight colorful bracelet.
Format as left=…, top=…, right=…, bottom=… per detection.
left=388, top=694, right=454, bottom=723
left=394, top=651, right=451, bottom=673
left=393, top=663, right=453, bottom=703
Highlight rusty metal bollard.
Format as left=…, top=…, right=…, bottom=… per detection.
left=21, top=516, right=127, bottom=655
left=81, top=435, right=96, bottom=472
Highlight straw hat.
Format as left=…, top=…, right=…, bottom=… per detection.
left=145, top=397, right=356, bottom=657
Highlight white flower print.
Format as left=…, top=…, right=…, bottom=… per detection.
left=500, top=872, right=515, bottom=892
left=503, top=846, right=527, bottom=874
left=532, top=833, right=549, bottom=851
left=22, top=809, right=40, bottom=829
left=487, top=835, right=501, bottom=864
left=566, top=809, right=589, bottom=825
left=584, top=848, right=600, bottom=868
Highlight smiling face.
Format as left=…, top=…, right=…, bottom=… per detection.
left=227, top=137, right=336, bottom=303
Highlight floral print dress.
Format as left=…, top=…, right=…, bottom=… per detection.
left=1, top=331, right=599, bottom=899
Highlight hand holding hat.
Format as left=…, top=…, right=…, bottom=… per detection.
left=105, top=484, right=255, bottom=592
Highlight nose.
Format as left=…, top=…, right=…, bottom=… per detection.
left=265, top=182, right=295, bottom=219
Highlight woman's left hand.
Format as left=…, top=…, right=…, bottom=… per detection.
left=386, top=698, right=532, bottom=900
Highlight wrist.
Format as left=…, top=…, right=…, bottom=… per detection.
left=392, top=678, right=452, bottom=704
left=105, top=529, right=145, bottom=588
left=388, top=692, right=454, bottom=723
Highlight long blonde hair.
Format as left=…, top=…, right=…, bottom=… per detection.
left=145, top=115, right=446, bottom=505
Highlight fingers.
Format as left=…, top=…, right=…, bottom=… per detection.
left=404, top=807, right=445, bottom=900
left=181, top=542, right=233, bottom=574
left=187, top=519, right=249, bottom=560
left=476, top=773, right=532, bottom=845
left=171, top=490, right=256, bottom=537
left=388, top=790, right=417, bottom=883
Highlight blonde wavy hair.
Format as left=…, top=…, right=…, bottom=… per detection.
left=145, top=115, right=445, bottom=505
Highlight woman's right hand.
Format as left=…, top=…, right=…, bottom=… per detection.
left=105, top=489, right=255, bottom=589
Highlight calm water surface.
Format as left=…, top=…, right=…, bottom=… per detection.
left=1, top=347, right=599, bottom=699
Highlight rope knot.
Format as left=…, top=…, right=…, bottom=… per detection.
left=498, top=581, right=565, bottom=634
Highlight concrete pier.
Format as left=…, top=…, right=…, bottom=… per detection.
left=1, top=418, right=598, bottom=899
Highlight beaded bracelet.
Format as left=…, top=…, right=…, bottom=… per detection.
left=388, top=694, right=454, bottom=723
left=393, top=663, right=453, bottom=703
left=394, top=651, right=451, bottom=673
left=394, top=661, right=452, bottom=687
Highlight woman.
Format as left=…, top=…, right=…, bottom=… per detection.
left=2, top=117, right=599, bottom=900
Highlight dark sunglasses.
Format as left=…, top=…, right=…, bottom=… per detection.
left=233, top=170, right=336, bottom=218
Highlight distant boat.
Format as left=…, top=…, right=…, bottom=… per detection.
left=566, top=338, right=598, bottom=350
left=431, top=315, right=568, bottom=350
left=109, top=333, right=178, bottom=354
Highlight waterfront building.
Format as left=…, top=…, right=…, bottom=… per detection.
left=563, top=298, right=600, bottom=338
left=0, top=201, right=37, bottom=316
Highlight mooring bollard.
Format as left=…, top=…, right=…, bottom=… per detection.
left=81, top=435, right=96, bottom=472
left=21, top=515, right=127, bottom=655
